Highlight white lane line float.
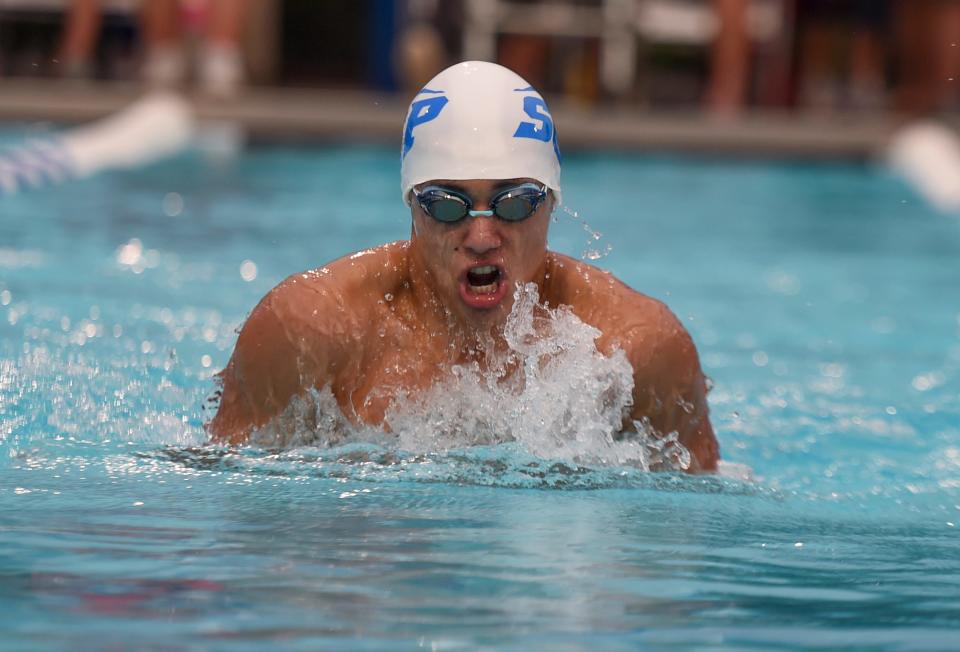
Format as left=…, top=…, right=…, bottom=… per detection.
left=886, top=120, right=960, bottom=215
left=1, top=92, right=194, bottom=196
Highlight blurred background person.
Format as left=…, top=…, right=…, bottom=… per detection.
left=141, top=0, right=249, bottom=97
left=57, top=0, right=102, bottom=79
left=707, top=0, right=749, bottom=116
left=1, top=0, right=957, bottom=118
left=393, top=0, right=448, bottom=93
left=794, top=0, right=891, bottom=112
left=847, top=0, right=890, bottom=111
left=53, top=0, right=249, bottom=97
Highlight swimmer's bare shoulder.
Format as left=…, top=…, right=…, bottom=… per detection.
left=544, top=252, right=719, bottom=472
left=207, top=242, right=408, bottom=444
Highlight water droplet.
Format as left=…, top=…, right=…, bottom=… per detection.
left=240, top=260, right=258, bottom=282
left=117, top=238, right=143, bottom=266
left=384, top=293, right=394, bottom=302
left=162, top=192, right=184, bottom=217
left=912, top=374, right=936, bottom=391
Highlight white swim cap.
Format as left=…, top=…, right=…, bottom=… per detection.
left=400, top=61, right=562, bottom=206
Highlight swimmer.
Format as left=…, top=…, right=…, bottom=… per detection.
left=208, top=61, right=719, bottom=472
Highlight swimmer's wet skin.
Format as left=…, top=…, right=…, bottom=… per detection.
left=208, top=61, right=719, bottom=472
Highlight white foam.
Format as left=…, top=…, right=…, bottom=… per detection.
left=251, top=283, right=691, bottom=471
left=717, top=460, right=754, bottom=482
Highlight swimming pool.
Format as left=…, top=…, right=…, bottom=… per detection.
left=2, top=135, right=959, bottom=650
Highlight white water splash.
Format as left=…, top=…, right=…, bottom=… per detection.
left=561, top=205, right=614, bottom=261
left=251, top=283, right=690, bottom=471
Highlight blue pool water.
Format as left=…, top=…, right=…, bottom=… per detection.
left=1, top=135, right=959, bottom=650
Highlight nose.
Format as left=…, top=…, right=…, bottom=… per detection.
left=462, top=213, right=501, bottom=257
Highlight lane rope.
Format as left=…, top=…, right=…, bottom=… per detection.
left=1, top=92, right=194, bottom=196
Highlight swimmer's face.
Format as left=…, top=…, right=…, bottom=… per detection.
left=409, top=178, right=553, bottom=327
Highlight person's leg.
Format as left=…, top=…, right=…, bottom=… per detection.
left=848, top=0, right=890, bottom=109
left=200, top=0, right=248, bottom=97
left=58, top=0, right=102, bottom=78
left=797, top=1, right=843, bottom=111
left=141, top=0, right=180, bottom=49
left=395, top=22, right=446, bottom=94
left=141, top=0, right=185, bottom=87
left=205, top=0, right=246, bottom=46
left=707, top=0, right=750, bottom=116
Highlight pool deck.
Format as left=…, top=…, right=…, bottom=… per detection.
left=0, top=78, right=933, bottom=160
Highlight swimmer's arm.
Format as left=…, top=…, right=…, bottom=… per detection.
left=623, top=311, right=719, bottom=473
left=207, top=283, right=332, bottom=445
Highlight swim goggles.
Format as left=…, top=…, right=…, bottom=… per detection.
left=412, top=182, right=548, bottom=223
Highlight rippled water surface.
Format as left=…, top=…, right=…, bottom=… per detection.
left=2, top=135, right=959, bottom=651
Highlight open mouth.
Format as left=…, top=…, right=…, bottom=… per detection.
left=459, top=264, right=508, bottom=310
left=466, top=265, right=501, bottom=294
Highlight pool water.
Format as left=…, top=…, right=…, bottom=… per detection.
left=1, top=137, right=959, bottom=650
